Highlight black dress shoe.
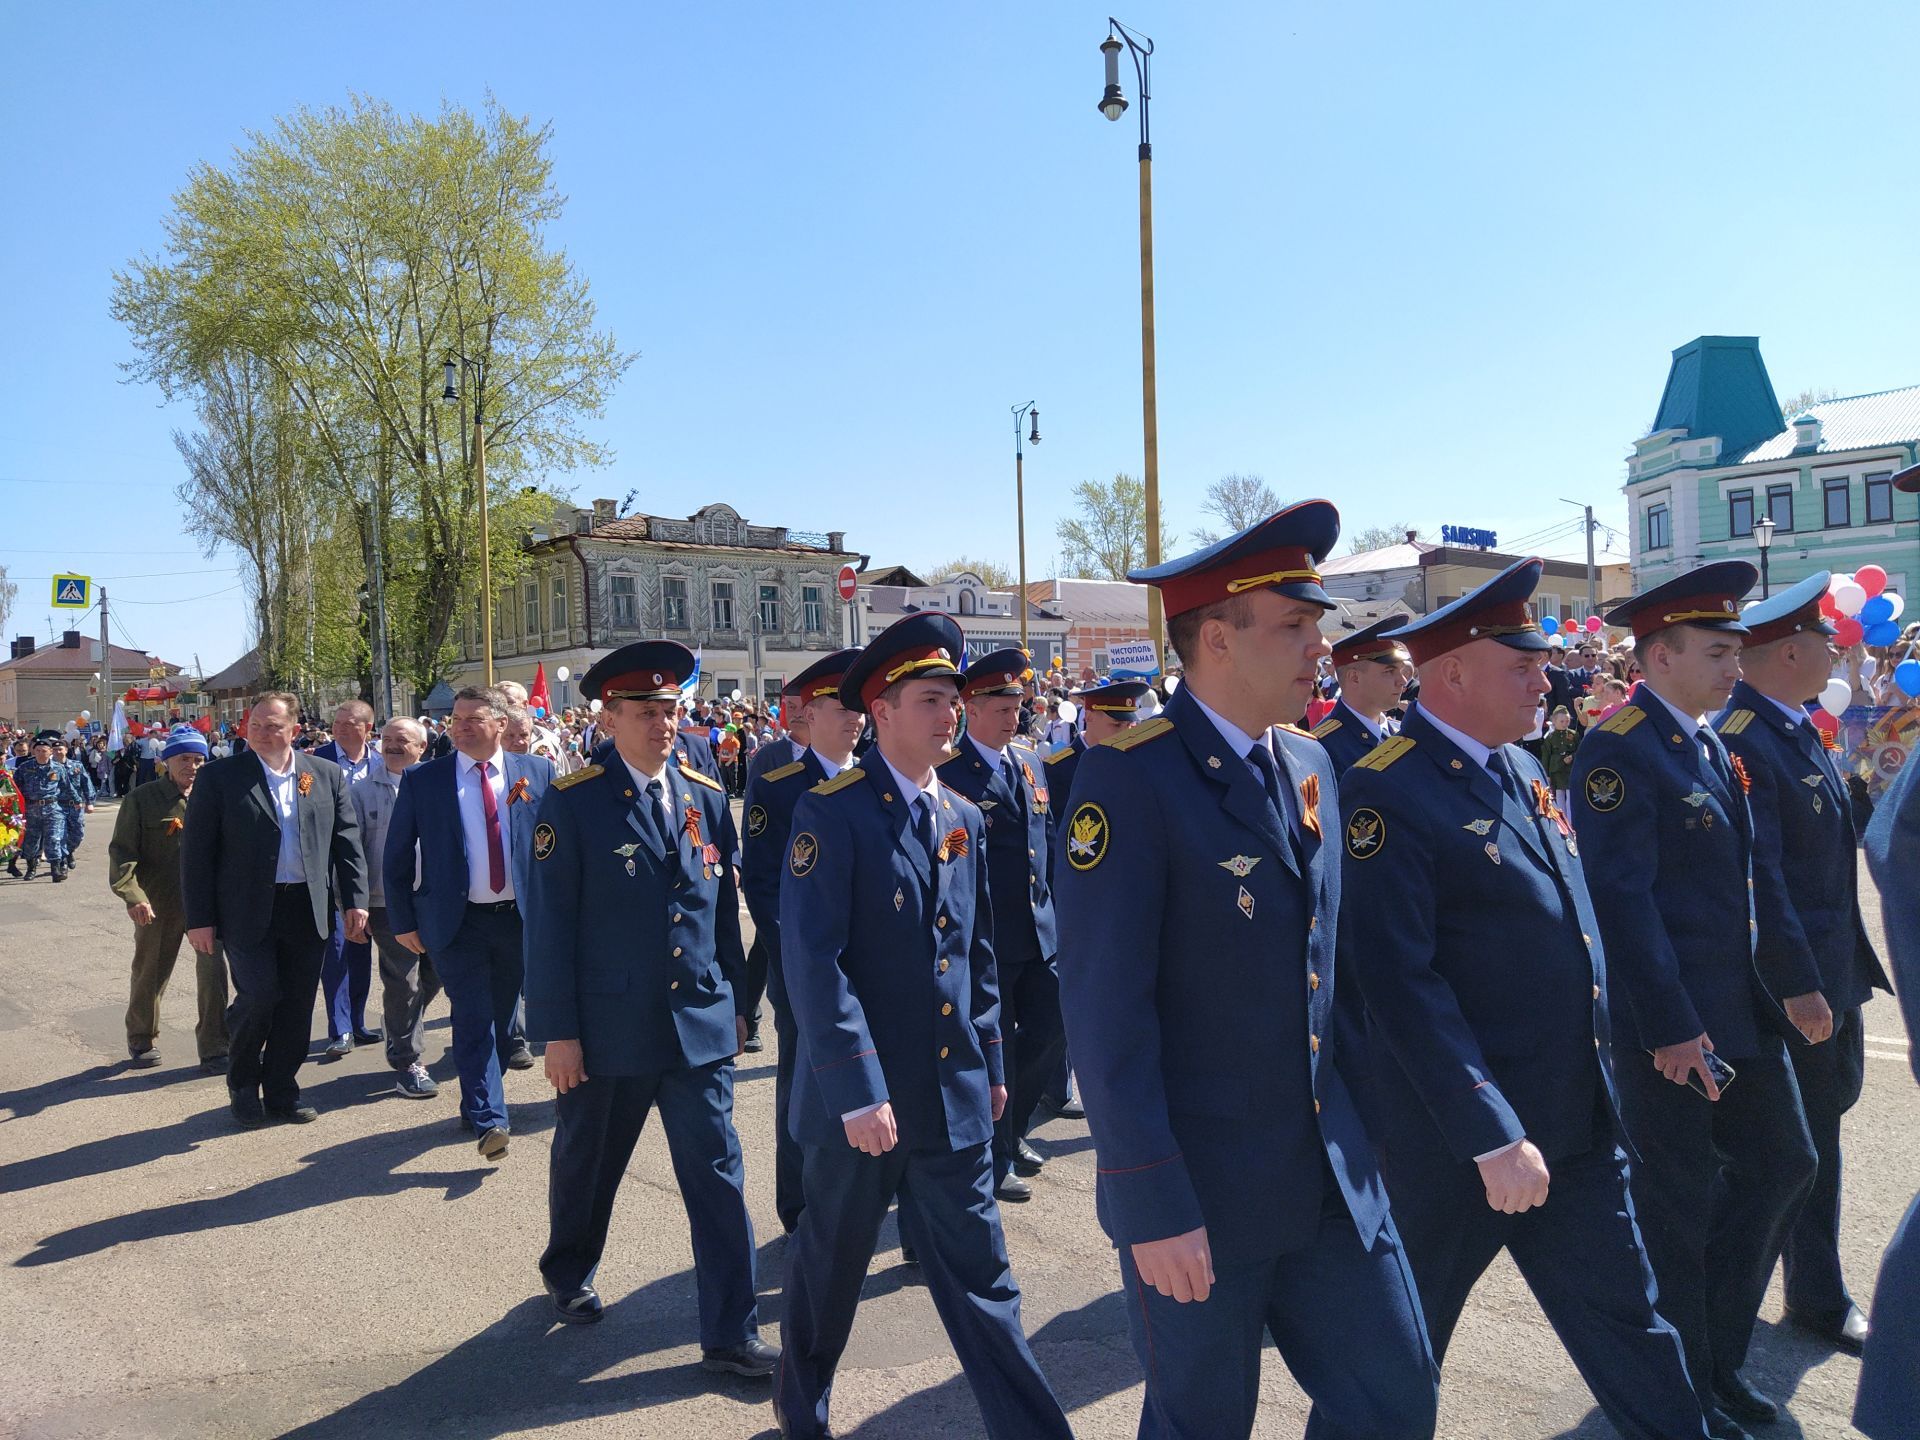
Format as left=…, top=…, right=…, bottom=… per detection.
left=1788, top=1302, right=1869, bottom=1354
left=322, top=1034, right=353, bottom=1059
left=742, top=1023, right=764, bottom=1054
left=1706, top=1407, right=1755, bottom=1440
left=129, top=1046, right=161, bottom=1069
left=1713, top=1371, right=1778, bottom=1424
left=199, top=1055, right=230, bottom=1075
left=505, top=1046, right=535, bottom=1071
left=543, top=1279, right=604, bottom=1325
left=267, top=1103, right=319, bottom=1124
left=701, top=1336, right=779, bottom=1378
left=1054, top=1095, right=1084, bottom=1119
left=353, top=1027, right=384, bottom=1045
left=477, top=1126, right=509, bottom=1159
left=1012, top=1138, right=1045, bottom=1176
left=229, top=1090, right=267, bottom=1128
left=995, top=1171, right=1033, bottom=1202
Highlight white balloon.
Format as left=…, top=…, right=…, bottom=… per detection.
left=1818, top=678, right=1852, bottom=717
left=589, top=697, right=603, bottom=714
left=1055, top=700, right=1079, bottom=724
left=730, top=688, right=743, bottom=702
left=79, top=710, right=91, bottom=721
left=1833, top=582, right=1868, bottom=617
left=1164, top=675, right=1181, bottom=693
left=1886, top=592, right=1906, bottom=622
left=1828, top=573, right=1853, bottom=595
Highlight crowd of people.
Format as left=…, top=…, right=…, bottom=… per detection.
left=6, top=491, right=1920, bottom=1440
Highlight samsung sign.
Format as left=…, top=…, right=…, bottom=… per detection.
left=1441, top=525, right=1498, bottom=549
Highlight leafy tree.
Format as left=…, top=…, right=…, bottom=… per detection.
left=1191, top=473, right=1282, bottom=545
left=925, top=556, right=1016, bottom=590
left=0, top=562, right=16, bottom=640
left=1779, top=386, right=1840, bottom=423
left=1348, top=522, right=1426, bottom=555
left=1056, top=474, right=1179, bottom=580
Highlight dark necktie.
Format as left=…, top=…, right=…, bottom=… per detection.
left=913, top=795, right=938, bottom=869
left=1002, top=754, right=1025, bottom=815
left=478, top=760, right=506, bottom=893
left=1486, top=750, right=1523, bottom=806
left=1698, top=727, right=1732, bottom=793
left=1246, top=742, right=1287, bottom=824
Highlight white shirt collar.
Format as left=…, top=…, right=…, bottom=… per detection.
left=967, top=732, right=1008, bottom=769
left=1758, top=692, right=1807, bottom=728
left=880, top=752, right=941, bottom=814
left=1340, top=700, right=1384, bottom=742
left=1185, top=687, right=1269, bottom=762
left=1640, top=684, right=1708, bottom=735
left=808, top=747, right=844, bottom=780
left=619, top=754, right=670, bottom=793
left=1414, top=704, right=1497, bottom=773
left=459, top=748, right=505, bottom=776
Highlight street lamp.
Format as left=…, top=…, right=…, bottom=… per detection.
left=1096, top=19, right=1165, bottom=657
left=556, top=664, right=571, bottom=715
left=1013, top=401, right=1041, bottom=651
left=1753, top=514, right=1775, bottom=598
left=442, top=352, right=495, bottom=684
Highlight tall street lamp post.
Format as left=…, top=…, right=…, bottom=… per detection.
left=1754, top=515, right=1775, bottom=598
left=442, top=353, right=494, bottom=684
left=1013, top=401, right=1041, bottom=652
left=1097, top=19, right=1165, bottom=656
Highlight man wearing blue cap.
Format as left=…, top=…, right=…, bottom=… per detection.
left=1056, top=503, right=1437, bottom=1440
left=108, top=726, right=229, bottom=1071
left=1311, top=617, right=1411, bottom=775
left=776, top=613, right=1071, bottom=1440
left=1572, top=563, right=1817, bottom=1439
left=1714, top=572, right=1890, bottom=1356
left=1340, top=558, right=1709, bottom=1440
left=14, top=732, right=67, bottom=881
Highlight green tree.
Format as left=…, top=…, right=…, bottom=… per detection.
left=1191, top=473, right=1282, bottom=546
left=1779, top=386, right=1840, bottom=423
left=0, top=562, right=16, bottom=640
left=1056, top=474, right=1179, bottom=581
left=1348, top=522, right=1426, bottom=555
left=925, top=556, right=1017, bottom=590
left=113, top=94, right=636, bottom=696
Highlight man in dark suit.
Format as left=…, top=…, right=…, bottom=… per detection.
left=1055, top=504, right=1438, bottom=1440
left=733, top=696, right=814, bottom=1054
left=1310, top=617, right=1412, bottom=776
left=523, top=642, right=775, bottom=1380
left=1715, top=572, right=1891, bottom=1355
left=184, top=691, right=369, bottom=1127
left=1342, top=560, right=1708, bottom=1440
left=314, top=699, right=381, bottom=1057
left=383, top=685, right=553, bottom=1159
left=776, top=614, right=1071, bottom=1440
left=1573, top=565, right=1818, bottom=1439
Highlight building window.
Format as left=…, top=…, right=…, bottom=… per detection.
left=524, top=580, right=541, bottom=635
left=662, top=576, right=688, bottom=629
left=758, top=583, right=780, bottom=633
left=1728, top=488, right=1754, bottom=538
left=610, top=575, right=637, bottom=626
left=1866, top=472, right=1894, bottom=524
left=551, top=575, right=568, bottom=632
left=801, top=584, right=825, bottom=632
left=1092, top=648, right=1109, bottom=673
left=711, top=580, right=736, bottom=631
left=1824, top=477, right=1851, bottom=528
left=1645, top=503, right=1671, bottom=551
left=1766, top=483, right=1794, bottom=532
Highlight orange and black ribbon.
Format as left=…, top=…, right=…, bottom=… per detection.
left=942, top=826, right=969, bottom=860
left=683, top=805, right=704, bottom=848
left=508, top=777, right=531, bottom=806
left=1298, top=773, right=1322, bottom=840
left=163, top=816, right=184, bottom=835
left=1729, top=753, right=1752, bottom=794
left=1531, top=777, right=1573, bottom=837
left=296, top=771, right=313, bottom=796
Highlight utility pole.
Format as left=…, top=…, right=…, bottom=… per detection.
left=99, top=588, right=112, bottom=735
left=1560, top=498, right=1597, bottom=615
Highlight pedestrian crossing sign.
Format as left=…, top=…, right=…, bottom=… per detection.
left=51, top=574, right=91, bottom=609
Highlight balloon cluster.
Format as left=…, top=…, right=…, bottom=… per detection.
left=1539, top=614, right=1606, bottom=640
left=1820, top=565, right=1906, bottom=650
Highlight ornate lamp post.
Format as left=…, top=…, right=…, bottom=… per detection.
left=1013, top=401, right=1040, bottom=651
left=1753, top=514, right=1775, bottom=599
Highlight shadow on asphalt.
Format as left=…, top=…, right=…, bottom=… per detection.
left=0, top=1057, right=207, bottom=1124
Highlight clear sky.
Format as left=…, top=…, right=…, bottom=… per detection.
left=4, top=1, right=1917, bottom=673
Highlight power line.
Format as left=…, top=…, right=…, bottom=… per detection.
left=113, top=585, right=243, bottom=606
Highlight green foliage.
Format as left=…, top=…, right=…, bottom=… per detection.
left=1779, top=386, right=1840, bottom=423
left=1056, top=474, right=1179, bottom=581
left=1348, top=522, right=1425, bottom=555
left=1191, top=473, right=1282, bottom=546
left=924, top=556, right=1017, bottom=589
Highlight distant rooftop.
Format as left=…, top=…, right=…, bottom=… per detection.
left=1737, top=384, right=1920, bottom=463
left=1320, top=539, right=1439, bottom=574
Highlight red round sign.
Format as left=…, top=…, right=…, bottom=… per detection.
left=836, top=564, right=859, bottom=602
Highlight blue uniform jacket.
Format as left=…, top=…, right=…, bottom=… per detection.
left=1311, top=698, right=1389, bottom=777
left=745, top=736, right=805, bottom=790
left=1570, top=699, right=1794, bottom=1059
left=1042, top=736, right=1087, bottom=886
left=523, top=758, right=747, bottom=1074
left=13, top=757, right=61, bottom=806
left=382, top=749, right=554, bottom=953
left=675, top=730, right=724, bottom=787
left=55, top=758, right=94, bottom=806
left=779, top=749, right=1004, bottom=1152
left=1054, top=685, right=1390, bottom=1266
left=937, top=736, right=1057, bottom=965
left=1339, top=710, right=1616, bottom=1165
left=1716, top=680, right=1890, bottom=1013
left=740, top=749, right=828, bottom=975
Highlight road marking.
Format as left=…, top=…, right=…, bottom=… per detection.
left=1866, top=1034, right=1909, bottom=1050
left=1867, top=1050, right=1911, bottom=1064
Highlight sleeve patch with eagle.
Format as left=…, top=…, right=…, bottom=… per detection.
left=789, top=831, right=820, bottom=877
left=1064, top=802, right=1109, bottom=871
left=1345, top=807, right=1386, bottom=859
left=1584, top=768, right=1625, bottom=811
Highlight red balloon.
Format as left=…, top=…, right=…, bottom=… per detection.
left=1819, top=592, right=1842, bottom=619
left=1811, top=708, right=1841, bottom=736
left=1855, top=564, right=1888, bottom=598
left=1835, top=616, right=1865, bottom=647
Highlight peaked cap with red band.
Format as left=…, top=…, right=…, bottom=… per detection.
left=1331, top=614, right=1412, bottom=668
left=785, top=647, right=863, bottom=706
left=1129, top=500, right=1340, bottom=618
left=1071, top=678, right=1151, bottom=714
left=581, top=640, right=695, bottom=703
left=1738, top=570, right=1837, bottom=647
left=839, top=612, right=966, bottom=715
left=1392, top=558, right=1551, bottom=666
left=1603, top=560, right=1755, bottom=642
left=962, top=647, right=1034, bottom=699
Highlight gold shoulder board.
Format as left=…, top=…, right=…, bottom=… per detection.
left=1044, top=746, right=1073, bottom=766
left=552, top=764, right=602, bottom=791
left=1717, top=709, right=1755, bottom=736
left=763, top=760, right=806, bottom=783
left=1278, top=722, right=1315, bottom=738
left=680, top=766, right=724, bottom=792
left=1312, top=717, right=1343, bottom=739
left=812, top=768, right=867, bottom=796
left=1104, top=715, right=1173, bottom=751
left=1352, top=736, right=1416, bottom=772
left=937, top=747, right=969, bottom=768
left=1597, top=705, right=1646, bottom=736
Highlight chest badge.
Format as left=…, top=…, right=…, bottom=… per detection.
left=1218, top=854, right=1261, bottom=877
left=894, top=887, right=905, bottom=912
left=1812, top=794, right=1824, bottom=814
left=1237, top=885, right=1255, bottom=919
left=1462, top=818, right=1494, bottom=835
left=1484, top=841, right=1502, bottom=865
left=1681, top=790, right=1709, bottom=808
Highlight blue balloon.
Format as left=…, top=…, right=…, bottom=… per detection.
left=1865, top=621, right=1901, bottom=647
left=1898, top=660, right=1920, bottom=699
left=1860, top=594, right=1895, bottom=626
left=1540, top=615, right=1559, bottom=635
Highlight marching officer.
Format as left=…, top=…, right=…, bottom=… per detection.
left=939, top=647, right=1064, bottom=1201
left=1714, top=571, right=1890, bottom=1356
left=1572, top=562, right=1817, bottom=1440
left=1340, top=559, right=1708, bottom=1439
left=776, top=613, right=1071, bottom=1440
left=1311, top=617, right=1412, bottom=775
left=51, top=736, right=96, bottom=867
left=1055, top=504, right=1438, bottom=1440
left=15, top=732, right=68, bottom=881
left=738, top=646, right=863, bottom=1234
left=1040, top=678, right=1149, bottom=814
left=523, top=641, right=776, bottom=1379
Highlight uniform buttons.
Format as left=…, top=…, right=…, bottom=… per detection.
left=937, top=916, right=948, bottom=929
left=670, top=980, right=680, bottom=990
left=1314, top=1099, right=1322, bottom=1114
left=1750, top=921, right=1758, bottom=933
left=1309, top=1034, right=1320, bottom=1053
left=672, top=913, right=683, bottom=923
left=1309, top=972, right=1321, bottom=991
left=1592, top=984, right=1601, bottom=1000
left=672, top=946, right=684, bottom=957
left=939, top=1046, right=950, bottom=1060
left=1309, top=916, right=1318, bottom=931
left=1029, top=848, right=1036, bottom=858
left=1582, top=933, right=1592, bottom=945
left=941, top=1002, right=954, bottom=1016
left=1030, top=872, right=1037, bottom=885
left=938, top=958, right=950, bottom=973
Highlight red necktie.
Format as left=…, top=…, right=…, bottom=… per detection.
left=479, top=760, right=506, bottom=893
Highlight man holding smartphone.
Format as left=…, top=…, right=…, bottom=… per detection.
left=1572, top=563, right=1817, bottom=1440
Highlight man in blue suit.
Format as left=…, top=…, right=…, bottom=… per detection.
left=1311, top=616, right=1411, bottom=776
left=1341, top=559, right=1707, bottom=1440
left=739, top=647, right=863, bottom=1234
left=735, top=693, right=814, bottom=1054
left=1572, top=564, right=1818, bottom=1439
left=1056, top=503, right=1437, bottom=1440
left=383, top=685, right=553, bottom=1159
left=776, top=614, right=1071, bottom=1440
left=1715, top=572, right=1891, bottom=1355
left=314, top=700, right=382, bottom=1057
left=522, top=642, right=775, bottom=1377
left=940, top=647, right=1064, bottom=1201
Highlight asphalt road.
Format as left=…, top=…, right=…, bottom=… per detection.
left=0, top=796, right=1909, bottom=1439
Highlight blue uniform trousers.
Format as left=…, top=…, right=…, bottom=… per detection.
left=1115, top=1192, right=1436, bottom=1440
left=539, top=1061, right=758, bottom=1349
left=225, top=886, right=327, bottom=1109
left=1855, top=1191, right=1920, bottom=1439
left=59, top=804, right=84, bottom=859
left=433, top=903, right=524, bottom=1134
left=1386, top=1141, right=1706, bottom=1440
left=777, top=1140, right=1071, bottom=1440
left=770, top=979, right=804, bottom=1234
left=1614, top=1039, right=1815, bottom=1402
left=1782, top=1006, right=1867, bottom=1321
left=319, top=911, right=374, bottom=1041
left=22, top=802, right=64, bottom=866
left=993, top=956, right=1066, bottom=1181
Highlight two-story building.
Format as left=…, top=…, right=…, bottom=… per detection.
left=0, top=632, right=184, bottom=733
left=857, top=570, right=1069, bottom=672
left=1625, top=335, right=1920, bottom=600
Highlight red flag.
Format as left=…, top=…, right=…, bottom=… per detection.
left=528, top=662, right=552, bottom=715
left=191, top=714, right=213, bottom=734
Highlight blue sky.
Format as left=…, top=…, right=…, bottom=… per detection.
left=4, top=1, right=1917, bottom=673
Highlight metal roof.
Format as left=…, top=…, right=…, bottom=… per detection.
left=1651, top=336, right=1783, bottom=462
left=1735, top=384, right=1920, bottom=463
left=1320, top=541, right=1438, bottom=575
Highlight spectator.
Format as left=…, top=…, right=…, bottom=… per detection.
left=1540, top=704, right=1579, bottom=816
left=315, top=700, right=380, bottom=1058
